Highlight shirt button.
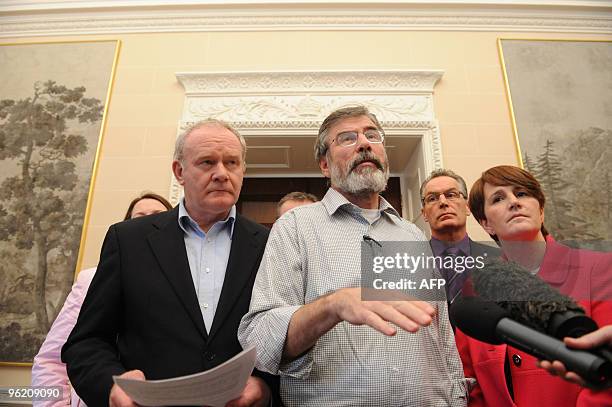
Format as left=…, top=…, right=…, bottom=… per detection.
left=202, top=303, right=209, bottom=309
left=206, top=268, right=210, bottom=274
left=391, top=367, right=399, bottom=373
left=512, top=354, right=522, bottom=367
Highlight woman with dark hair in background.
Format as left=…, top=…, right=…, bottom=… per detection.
left=32, top=192, right=173, bottom=407
left=122, top=192, right=172, bottom=221
left=455, top=165, right=612, bottom=406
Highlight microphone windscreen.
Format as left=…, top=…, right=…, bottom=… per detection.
left=449, top=297, right=508, bottom=344
left=472, top=258, right=585, bottom=334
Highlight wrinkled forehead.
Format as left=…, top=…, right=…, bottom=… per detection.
left=185, top=125, right=243, bottom=152
left=424, top=176, right=462, bottom=195
left=328, top=115, right=377, bottom=137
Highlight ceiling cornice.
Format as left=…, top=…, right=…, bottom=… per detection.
left=1, top=1, right=611, bottom=37
left=2, top=1, right=612, bottom=13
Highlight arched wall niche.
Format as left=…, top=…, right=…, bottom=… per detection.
left=170, top=70, right=444, bottom=224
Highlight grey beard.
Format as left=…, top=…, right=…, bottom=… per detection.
left=330, top=163, right=389, bottom=196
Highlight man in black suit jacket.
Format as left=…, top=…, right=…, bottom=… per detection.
left=62, top=119, right=275, bottom=407
left=420, top=169, right=500, bottom=305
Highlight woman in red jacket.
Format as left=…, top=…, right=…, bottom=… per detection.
left=456, top=165, right=612, bottom=406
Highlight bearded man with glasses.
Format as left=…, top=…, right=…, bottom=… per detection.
left=239, top=106, right=469, bottom=406
left=420, top=169, right=500, bottom=308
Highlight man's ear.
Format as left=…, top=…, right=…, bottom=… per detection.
left=421, top=207, right=429, bottom=223
left=172, top=160, right=185, bottom=186
left=479, top=218, right=495, bottom=236
left=319, top=156, right=330, bottom=179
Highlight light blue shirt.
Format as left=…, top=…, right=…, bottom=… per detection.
left=178, top=198, right=236, bottom=332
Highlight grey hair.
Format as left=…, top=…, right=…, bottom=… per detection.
left=314, top=105, right=384, bottom=163
left=419, top=168, right=468, bottom=202
left=173, top=119, right=247, bottom=164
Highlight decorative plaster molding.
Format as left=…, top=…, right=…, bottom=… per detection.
left=168, top=69, right=446, bottom=205
left=1, top=4, right=611, bottom=37
left=183, top=96, right=435, bottom=125
left=177, top=71, right=444, bottom=96
left=427, top=123, right=445, bottom=170
left=174, top=70, right=443, bottom=129
left=176, top=71, right=442, bottom=124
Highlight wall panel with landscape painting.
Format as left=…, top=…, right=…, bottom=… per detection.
left=0, top=40, right=119, bottom=364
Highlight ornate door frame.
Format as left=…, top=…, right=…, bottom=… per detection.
left=170, top=70, right=444, bottom=221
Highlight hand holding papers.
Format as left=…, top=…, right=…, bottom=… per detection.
left=113, top=346, right=256, bottom=407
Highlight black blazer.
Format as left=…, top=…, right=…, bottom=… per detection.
left=62, top=207, right=274, bottom=406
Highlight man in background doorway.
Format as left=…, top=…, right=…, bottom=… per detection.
left=277, top=191, right=318, bottom=218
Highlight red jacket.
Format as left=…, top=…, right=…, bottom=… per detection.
left=455, top=238, right=612, bottom=406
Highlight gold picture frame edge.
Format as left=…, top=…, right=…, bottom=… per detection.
left=72, top=39, right=122, bottom=284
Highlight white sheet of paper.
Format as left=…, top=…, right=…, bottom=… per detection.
left=112, top=346, right=256, bottom=406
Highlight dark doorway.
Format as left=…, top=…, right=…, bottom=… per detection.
left=237, top=177, right=402, bottom=228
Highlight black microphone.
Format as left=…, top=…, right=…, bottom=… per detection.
left=450, top=297, right=612, bottom=389
left=472, top=258, right=598, bottom=340
left=470, top=258, right=612, bottom=379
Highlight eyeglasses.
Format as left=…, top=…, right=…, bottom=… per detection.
left=422, top=190, right=465, bottom=206
left=331, top=129, right=385, bottom=148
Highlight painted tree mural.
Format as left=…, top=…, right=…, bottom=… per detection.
left=0, top=80, right=102, bottom=339
left=525, top=127, right=611, bottom=244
